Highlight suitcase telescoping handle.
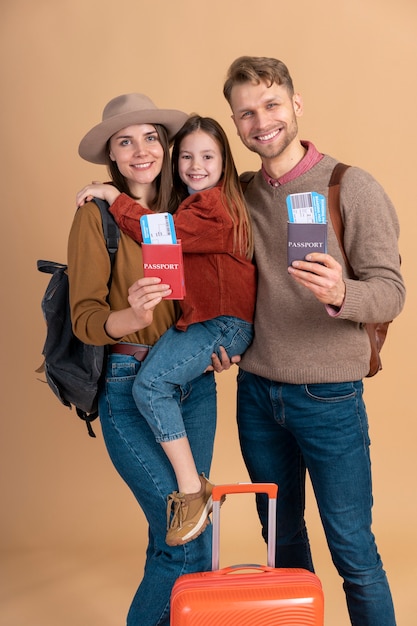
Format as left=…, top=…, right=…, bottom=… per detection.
left=211, top=483, right=278, bottom=571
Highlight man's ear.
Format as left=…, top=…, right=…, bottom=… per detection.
left=293, top=92, right=304, bottom=117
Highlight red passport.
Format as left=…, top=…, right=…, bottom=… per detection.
left=141, top=242, right=186, bottom=300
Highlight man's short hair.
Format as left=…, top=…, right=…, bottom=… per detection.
left=223, top=56, right=294, bottom=104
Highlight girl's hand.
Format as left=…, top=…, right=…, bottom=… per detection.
left=76, top=182, right=121, bottom=207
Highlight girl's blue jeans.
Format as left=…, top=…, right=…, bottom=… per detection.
left=236, top=370, right=396, bottom=626
left=98, top=352, right=217, bottom=626
left=133, top=316, right=253, bottom=442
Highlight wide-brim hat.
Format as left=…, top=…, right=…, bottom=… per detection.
left=78, top=93, right=189, bottom=164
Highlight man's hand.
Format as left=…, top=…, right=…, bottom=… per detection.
left=205, top=346, right=242, bottom=373
left=288, top=252, right=346, bottom=307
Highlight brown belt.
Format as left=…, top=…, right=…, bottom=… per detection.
left=109, top=343, right=149, bottom=362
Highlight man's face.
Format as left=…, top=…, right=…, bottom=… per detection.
left=229, top=80, right=303, bottom=162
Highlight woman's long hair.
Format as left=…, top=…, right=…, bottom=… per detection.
left=171, top=115, right=254, bottom=259
left=105, top=124, right=173, bottom=213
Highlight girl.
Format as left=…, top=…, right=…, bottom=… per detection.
left=77, top=115, right=256, bottom=547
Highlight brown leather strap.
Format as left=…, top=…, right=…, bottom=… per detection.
left=109, top=343, right=149, bottom=361
left=328, top=162, right=392, bottom=377
left=328, top=162, right=353, bottom=276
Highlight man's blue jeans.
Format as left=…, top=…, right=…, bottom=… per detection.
left=98, top=353, right=217, bottom=626
left=237, top=370, right=396, bottom=626
left=133, top=317, right=253, bottom=442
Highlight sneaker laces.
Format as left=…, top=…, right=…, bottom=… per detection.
left=166, top=492, right=188, bottom=531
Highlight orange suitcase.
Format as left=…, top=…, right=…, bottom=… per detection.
left=170, top=483, right=324, bottom=625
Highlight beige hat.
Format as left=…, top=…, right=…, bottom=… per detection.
left=78, top=93, right=189, bottom=164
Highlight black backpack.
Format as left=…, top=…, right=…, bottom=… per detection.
left=36, top=199, right=120, bottom=437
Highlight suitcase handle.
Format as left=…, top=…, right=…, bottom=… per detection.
left=215, top=564, right=275, bottom=575
left=212, top=482, right=278, bottom=501
left=211, top=483, right=278, bottom=570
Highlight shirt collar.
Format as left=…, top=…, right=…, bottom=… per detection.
left=261, top=141, right=323, bottom=187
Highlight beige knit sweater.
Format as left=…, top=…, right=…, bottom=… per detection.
left=240, top=154, right=405, bottom=384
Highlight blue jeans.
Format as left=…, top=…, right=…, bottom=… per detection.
left=133, top=317, right=253, bottom=442
left=98, top=352, right=217, bottom=626
left=236, top=371, right=396, bottom=626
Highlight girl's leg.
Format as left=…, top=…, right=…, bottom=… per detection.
left=134, top=318, right=252, bottom=488
left=160, top=437, right=201, bottom=493
left=133, top=319, right=252, bottom=545
left=160, top=438, right=217, bottom=544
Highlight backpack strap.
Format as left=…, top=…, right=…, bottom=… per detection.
left=92, top=198, right=120, bottom=263
left=37, top=260, right=67, bottom=275
left=91, top=198, right=120, bottom=296
left=327, top=162, right=388, bottom=377
left=327, top=163, right=353, bottom=275
left=240, top=171, right=256, bottom=193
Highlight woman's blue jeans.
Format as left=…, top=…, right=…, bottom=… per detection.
left=237, top=370, right=396, bottom=626
left=98, top=352, right=217, bottom=626
left=133, top=317, right=253, bottom=442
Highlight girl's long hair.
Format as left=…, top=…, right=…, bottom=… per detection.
left=105, top=124, right=173, bottom=213
left=171, top=115, right=254, bottom=259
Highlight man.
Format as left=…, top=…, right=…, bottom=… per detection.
left=223, top=56, right=405, bottom=625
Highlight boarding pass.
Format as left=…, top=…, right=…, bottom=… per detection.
left=140, top=212, right=177, bottom=244
left=286, top=192, right=326, bottom=224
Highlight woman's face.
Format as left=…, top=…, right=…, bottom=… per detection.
left=109, top=124, right=164, bottom=189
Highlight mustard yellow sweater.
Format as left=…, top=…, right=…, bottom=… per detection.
left=67, top=201, right=178, bottom=347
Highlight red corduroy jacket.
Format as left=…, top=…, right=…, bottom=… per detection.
left=109, top=185, right=256, bottom=331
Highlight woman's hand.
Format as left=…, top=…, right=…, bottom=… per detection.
left=105, top=277, right=172, bottom=339
left=128, top=277, right=172, bottom=319
left=76, top=182, right=121, bottom=207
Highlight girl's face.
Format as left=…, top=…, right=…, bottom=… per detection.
left=109, top=124, right=164, bottom=190
left=178, top=130, right=223, bottom=192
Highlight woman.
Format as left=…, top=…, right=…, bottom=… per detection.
left=68, top=93, right=217, bottom=626
left=77, top=115, right=256, bottom=548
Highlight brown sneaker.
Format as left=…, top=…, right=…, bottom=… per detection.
left=165, top=474, right=213, bottom=546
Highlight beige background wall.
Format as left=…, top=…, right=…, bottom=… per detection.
left=1, top=0, right=416, bottom=624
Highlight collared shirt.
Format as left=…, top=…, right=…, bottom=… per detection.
left=262, top=140, right=323, bottom=187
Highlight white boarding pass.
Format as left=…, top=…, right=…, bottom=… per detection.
left=140, top=212, right=177, bottom=244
